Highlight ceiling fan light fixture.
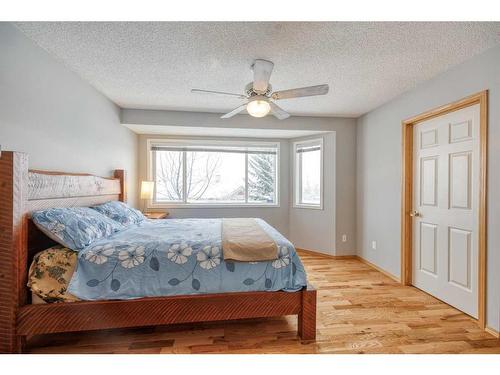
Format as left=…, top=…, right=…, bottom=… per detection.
left=246, top=98, right=271, bottom=118
left=193, top=59, right=329, bottom=120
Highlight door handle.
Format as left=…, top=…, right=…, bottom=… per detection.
left=409, top=210, right=421, bottom=217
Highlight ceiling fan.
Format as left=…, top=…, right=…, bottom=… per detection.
left=191, top=59, right=329, bottom=120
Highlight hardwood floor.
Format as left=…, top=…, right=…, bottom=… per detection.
left=27, top=251, right=500, bottom=354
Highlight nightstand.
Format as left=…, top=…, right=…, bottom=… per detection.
left=143, top=212, right=169, bottom=219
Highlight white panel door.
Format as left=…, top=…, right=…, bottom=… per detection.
left=412, top=104, right=479, bottom=318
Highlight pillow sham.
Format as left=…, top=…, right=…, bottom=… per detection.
left=31, top=207, right=124, bottom=251
left=28, top=246, right=80, bottom=303
left=91, top=201, right=145, bottom=226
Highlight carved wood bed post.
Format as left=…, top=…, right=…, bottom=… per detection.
left=0, top=151, right=28, bottom=353
left=113, top=170, right=126, bottom=203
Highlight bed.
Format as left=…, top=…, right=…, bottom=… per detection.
left=0, top=151, right=316, bottom=353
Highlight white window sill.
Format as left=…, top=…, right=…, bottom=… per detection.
left=293, top=204, right=323, bottom=210
left=148, top=203, right=280, bottom=209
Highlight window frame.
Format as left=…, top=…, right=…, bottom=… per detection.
left=146, top=138, right=280, bottom=208
left=293, top=137, right=324, bottom=210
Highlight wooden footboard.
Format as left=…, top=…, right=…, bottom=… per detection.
left=14, top=286, right=316, bottom=352
left=17, top=286, right=316, bottom=338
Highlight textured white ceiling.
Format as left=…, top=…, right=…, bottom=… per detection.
left=15, top=22, right=500, bottom=117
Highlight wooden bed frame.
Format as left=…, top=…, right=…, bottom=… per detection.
left=0, top=151, right=316, bottom=353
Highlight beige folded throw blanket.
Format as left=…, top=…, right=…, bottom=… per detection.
left=222, top=218, right=279, bottom=262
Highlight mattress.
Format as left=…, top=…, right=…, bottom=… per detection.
left=29, top=218, right=307, bottom=302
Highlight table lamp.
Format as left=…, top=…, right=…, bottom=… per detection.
left=140, top=180, right=154, bottom=212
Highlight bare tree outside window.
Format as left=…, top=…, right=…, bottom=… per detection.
left=155, top=151, right=221, bottom=202
left=186, top=152, right=222, bottom=201
left=155, top=150, right=183, bottom=201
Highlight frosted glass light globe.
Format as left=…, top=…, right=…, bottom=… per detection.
left=247, top=99, right=271, bottom=118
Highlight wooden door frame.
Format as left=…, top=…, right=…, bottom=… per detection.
left=401, top=90, right=488, bottom=329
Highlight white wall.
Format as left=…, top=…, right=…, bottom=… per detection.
left=289, top=133, right=337, bottom=255
left=0, top=23, right=139, bottom=207
left=356, top=45, right=500, bottom=331
left=131, top=110, right=357, bottom=253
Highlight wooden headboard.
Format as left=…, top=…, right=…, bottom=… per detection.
left=0, top=151, right=125, bottom=352
left=27, top=169, right=125, bottom=212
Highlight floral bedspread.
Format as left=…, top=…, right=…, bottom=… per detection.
left=68, top=218, right=307, bottom=300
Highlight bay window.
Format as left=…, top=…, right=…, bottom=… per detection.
left=148, top=140, right=279, bottom=207
left=293, top=138, right=323, bottom=209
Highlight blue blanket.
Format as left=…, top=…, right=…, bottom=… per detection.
left=68, top=218, right=307, bottom=300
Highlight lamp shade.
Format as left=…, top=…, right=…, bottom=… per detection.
left=140, top=181, right=155, bottom=200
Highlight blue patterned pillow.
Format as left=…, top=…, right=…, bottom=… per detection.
left=31, top=207, right=124, bottom=251
left=91, top=201, right=145, bottom=226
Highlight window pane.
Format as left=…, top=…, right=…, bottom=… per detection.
left=248, top=153, right=276, bottom=203
left=186, top=152, right=245, bottom=203
left=300, top=149, right=321, bottom=205
left=154, top=150, right=184, bottom=202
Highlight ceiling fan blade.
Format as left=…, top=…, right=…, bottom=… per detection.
left=252, top=59, right=274, bottom=94
left=221, top=103, right=248, bottom=119
left=271, top=84, right=329, bottom=100
left=191, top=89, right=247, bottom=99
left=270, top=102, right=290, bottom=120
